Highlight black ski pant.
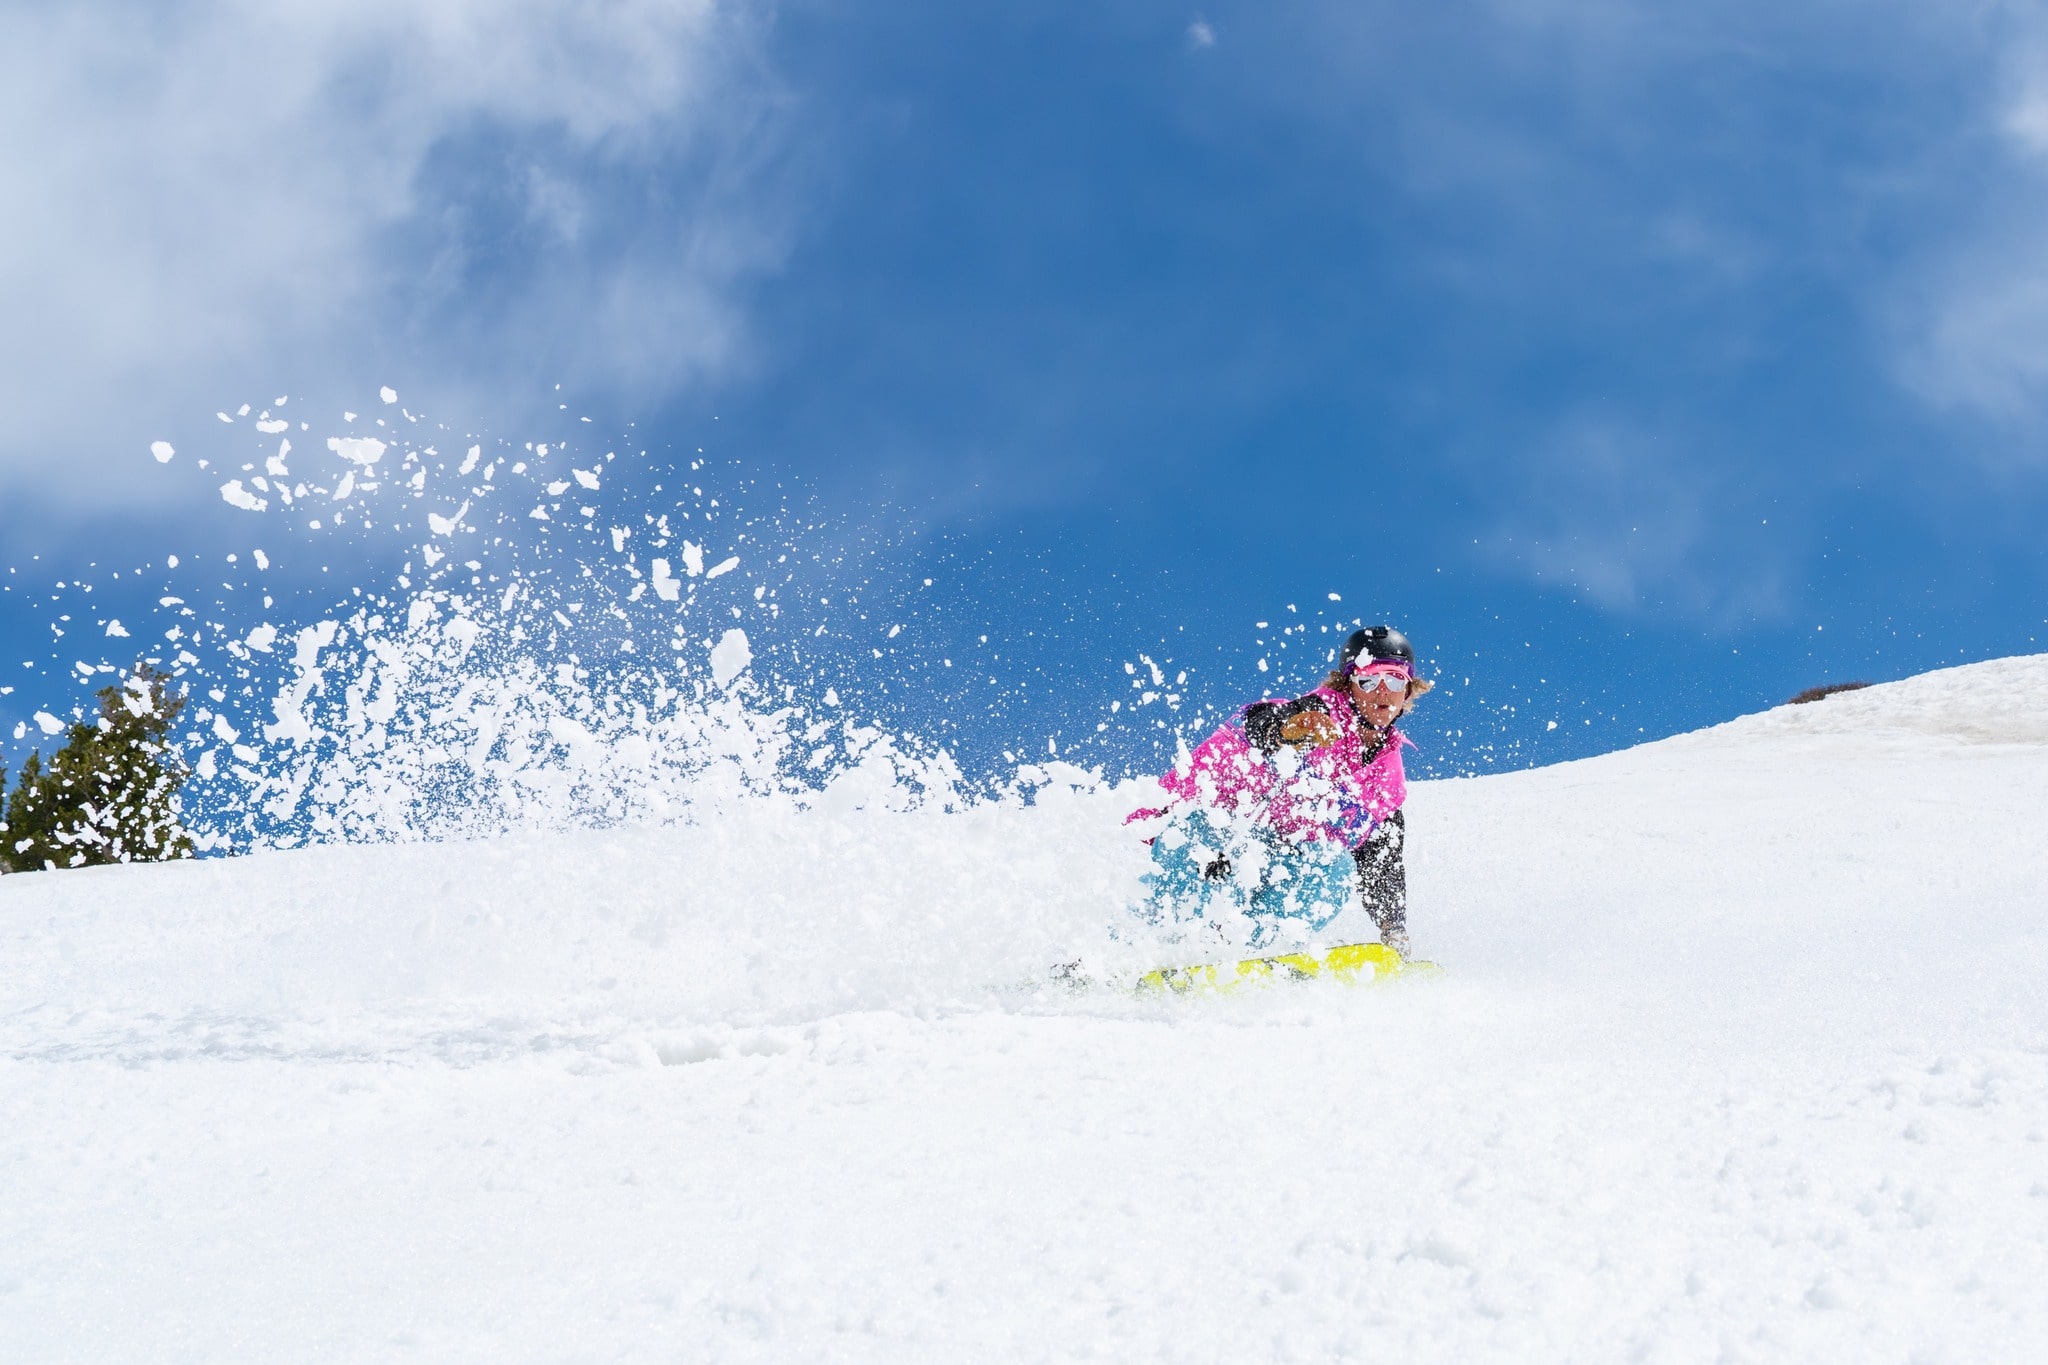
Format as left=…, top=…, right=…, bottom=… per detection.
left=1351, top=809, right=1406, bottom=940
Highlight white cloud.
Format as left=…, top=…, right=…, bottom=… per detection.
left=0, top=0, right=790, bottom=513
left=1896, top=257, right=2048, bottom=425
left=1889, top=29, right=2048, bottom=438
left=2007, top=94, right=2048, bottom=156
left=1187, top=19, right=1217, bottom=49
left=1262, top=2, right=2048, bottom=459
left=1482, top=414, right=1785, bottom=624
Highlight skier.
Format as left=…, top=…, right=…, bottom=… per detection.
left=1128, top=625, right=1432, bottom=955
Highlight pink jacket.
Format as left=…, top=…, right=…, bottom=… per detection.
left=1134, top=685, right=1410, bottom=847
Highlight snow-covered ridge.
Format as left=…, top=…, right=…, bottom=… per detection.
left=1699, top=651, right=2048, bottom=747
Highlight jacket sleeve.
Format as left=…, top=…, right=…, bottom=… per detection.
left=1243, top=695, right=1331, bottom=755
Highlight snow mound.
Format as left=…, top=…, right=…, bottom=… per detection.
left=0, top=777, right=1155, bottom=1026
left=5, top=653, right=2048, bottom=1361
left=1717, top=652, right=2048, bottom=747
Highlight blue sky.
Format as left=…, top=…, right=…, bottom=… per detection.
left=4, top=1, right=2048, bottom=797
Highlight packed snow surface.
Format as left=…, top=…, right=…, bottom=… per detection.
left=6, top=656, right=2048, bottom=1362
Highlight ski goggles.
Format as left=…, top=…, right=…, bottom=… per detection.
left=1347, top=663, right=1413, bottom=693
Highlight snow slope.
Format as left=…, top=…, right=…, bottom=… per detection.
left=5, top=655, right=2048, bottom=1362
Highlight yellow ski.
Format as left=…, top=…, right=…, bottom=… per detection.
left=1136, top=941, right=1441, bottom=996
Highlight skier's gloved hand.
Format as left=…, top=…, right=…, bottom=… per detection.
left=1202, top=855, right=1233, bottom=882
left=1279, top=712, right=1341, bottom=748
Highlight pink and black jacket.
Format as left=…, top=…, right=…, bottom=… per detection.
left=1130, top=684, right=1412, bottom=850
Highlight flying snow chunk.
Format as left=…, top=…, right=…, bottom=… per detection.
left=650, top=558, right=681, bottom=602
left=326, top=436, right=387, bottom=467
left=682, top=541, right=705, bottom=577
left=710, top=628, right=752, bottom=688
left=573, top=468, right=600, bottom=490
left=220, top=480, right=268, bottom=512
left=246, top=624, right=278, bottom=652
left=119, top=678, right=155, bottom=717
left=104, top=620, right=129, bottom=638
left=706, top=556, right=739, bottom=579
left=256, top=418, right=288, bottom=434
left=150, top=441, right=175, bottom=463
left=33, top=711, right=64, bottom=736
left=253, top=549, right=269, bottom=571
left=428, top=500, right=470, bottom=536
left=459, top=444, right=481, bottom=476
left=380, top=387, right=398, bottom=404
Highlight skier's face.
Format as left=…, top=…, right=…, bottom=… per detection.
left=1347, top=668, right=1410, bottom=728
left=1355, top=686, right=1404, bottom=728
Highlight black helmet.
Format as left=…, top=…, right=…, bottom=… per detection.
left=1341, top=625, right=1415, bottom=670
